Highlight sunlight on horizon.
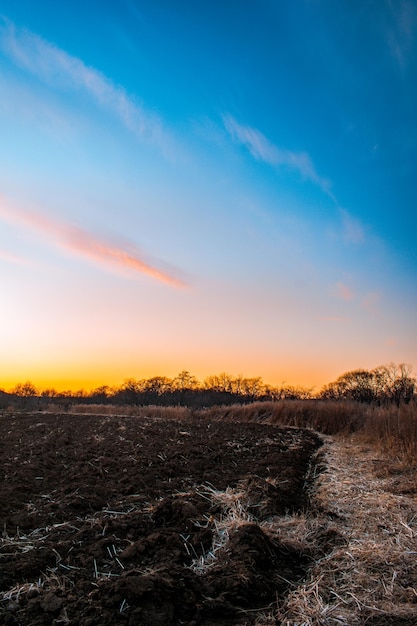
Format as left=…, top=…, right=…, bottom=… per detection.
left=0, top=2, right=416, bottom=391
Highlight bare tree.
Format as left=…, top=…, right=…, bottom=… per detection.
left=144, top=376, right=173, bottom=395
left=241, top=377, right=264, bottom=400
left=172, top=371, right=199, bottom=391
left=12, top=381, right=38, bottom=409
left=319, top=364, right=416, bottom=404
left=203, top=373, right=233, bottom=393
left=118, top=378, right=143, bottom=405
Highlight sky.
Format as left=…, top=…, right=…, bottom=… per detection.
left=0, top=0, right=416, bottom=392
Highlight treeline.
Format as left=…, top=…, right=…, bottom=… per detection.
left=0, top=363, right=415, bottom=410
left=0, top=371, right=313, bottom=410
left=320, top=363, right=415, bottom=405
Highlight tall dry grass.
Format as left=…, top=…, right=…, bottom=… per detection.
left=54, top=403, right=192, bottom=420
left=199, top=400, right=365, bottom=434
left=199, top=399, right=417, bottom=466
left=362, top=400, right=417, bottom=465
left=46, top=398, right=417, bottom=466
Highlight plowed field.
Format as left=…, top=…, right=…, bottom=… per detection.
left=0, top=412, right=323, bottom=625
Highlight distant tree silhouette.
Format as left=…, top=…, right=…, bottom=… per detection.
left=203, top=373, right=234, bottom=394
left=12, top=381, right=38, bottom=409
left=41, top=388, right=59, bottom=398
left=173, top=370, right=198, bottom=391
left=143, top=376, right=173, bottom=395
left=376, top=363, right=415, bottom=405
left=116, top=379, right=143, bottom=405
left=9, top=363, right=413, bottom=411
left=240, top=377, right=264, bottom=400
left=319, top=363, right=415, bottom=404
left=89, top=386, right=113, bottom=404
left=0, top=388, right=10, bottom=409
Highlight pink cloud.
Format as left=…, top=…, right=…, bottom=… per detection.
left=336, top=281, right=354, bottom=301
left=0, top=249, right=33, bottom=267
left=0, top=198, right=186, bottom=288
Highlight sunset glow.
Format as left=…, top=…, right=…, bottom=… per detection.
left=1, top=2, right=416, bottom=393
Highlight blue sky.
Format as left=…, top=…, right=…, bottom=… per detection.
left=0, top=0, right=416, bottom=390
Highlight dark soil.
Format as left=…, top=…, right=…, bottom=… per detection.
left=0, top=412, right=322, bottom=625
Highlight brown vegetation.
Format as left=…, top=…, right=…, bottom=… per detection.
left=62, top=397, right=417, bottom=469
left=1, top=402, right=417, bottom=624
left=202, top=398, right=417, bottom=467
left=1, top=366, right=417, bottom=623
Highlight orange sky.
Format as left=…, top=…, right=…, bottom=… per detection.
left=1, top=5, right=416, bottom=393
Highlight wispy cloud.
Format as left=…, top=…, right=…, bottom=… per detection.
left=0, top=249, right=33, bottom=267
left=0, top=17, right=175, bottom=156
left=223, top=114, right=333, bottom=196
left=340, top=209, right=365, bottom=244
left=385, top=0, right=417, bottom=70
left=0, top=198, right=186, bottom=288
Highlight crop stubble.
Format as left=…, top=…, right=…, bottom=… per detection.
left=0, top=412, right=325, bottom=625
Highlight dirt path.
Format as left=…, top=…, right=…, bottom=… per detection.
left=277, top=436, right=417, bottom=625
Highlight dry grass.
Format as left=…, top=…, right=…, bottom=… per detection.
left=57, top=403, right=192, bottom=420
left=3, top=402, right=417, bottom=624
left=200, top=400, right=365, bottom=435
left=190, top=484, right=253, bottom=574
left=191, top=404, right=417, bottom=623
left=274, top=436, right=417, bottom=625
left=186, top=437, right=417, bottom=623
left=0, top=526, right=74, bottom=607
left=362, top=402, right=417, bottom=467
left=38, top=397, right=417, bottom=468
left=64, top=399, right=417, bottom=469
left=200, top=399, right=417, bottom=466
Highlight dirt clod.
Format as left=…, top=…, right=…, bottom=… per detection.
left=0, top=412, right=322, bottom=625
